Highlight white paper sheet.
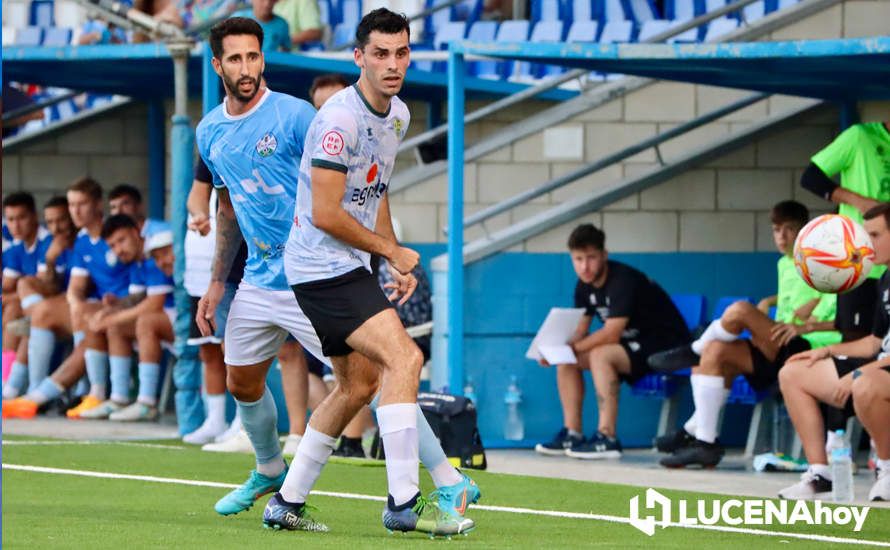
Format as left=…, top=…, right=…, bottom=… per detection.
left=538, top=344, right=578, bottom=366
left=525, top=307, right=586, bottom=362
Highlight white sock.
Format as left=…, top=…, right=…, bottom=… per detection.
left=683, top=412, right=697, bottom=435
left=691, top=320, right=740, bottom=355
left=429, top=459, right=462, bottom=488
left=377, top=403, right=420, bottom=506
left=691, top=374, right=728, bottom=444
left=811, top=463, right=831, bottom=480
left=877, top=458, right=890, bottom=472
left=278, top=426, right=336, bottom=503
left=205, top=393, right=226, bottom=429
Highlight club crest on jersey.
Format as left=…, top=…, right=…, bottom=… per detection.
left=105, top=250, right=118, bottom=266
left=393, top=118, right=403, bottom=135
left=322, top=131, right=344, bottom=155
left=255, top=133, right=278, bottom=158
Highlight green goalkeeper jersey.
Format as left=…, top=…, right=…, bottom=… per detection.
left=776, top=255, right=841, bottom=348
left=811, top=121, right=890, bottom=278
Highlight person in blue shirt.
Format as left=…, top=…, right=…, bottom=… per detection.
left=77, top=216, right=175, bottom=422
left=107, top=183, right=171, bottom=243
left=233, top=0, right=291, bottom=52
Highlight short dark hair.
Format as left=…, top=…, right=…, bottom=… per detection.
left=770, top=200, right=810, bottom=228
left=3, top=192, right=36, bottom=214
left=355, top=8, right=410, bottom=50
left=44, top=196, right=69, bottom=210
left=209, top=17, right=264, bottom=59
left=309, top=73, right=349, bottom=101
left=864, top=202, right=890, bottom=228
left=108, top=183, right=142, bottom=204
left=68, top=176, right=103, bottom=201
left=101, top=214, right=139, bottom=240
left=567, top=223, right=606, bottom=251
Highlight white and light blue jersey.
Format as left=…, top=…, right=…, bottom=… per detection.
left=2, top=226, right=52, bottom=279
left=196, top=89, right=315, bottom=291
left=285, top=85, right=409, bottom=284
left=69, top=229, right=130, bottom=298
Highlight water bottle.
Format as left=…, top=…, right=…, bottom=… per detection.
left=463, top=376, right=477, bottom=405
left=504, top=376, right=524, bottom=441
left=830, top=429, right=854, bottom=503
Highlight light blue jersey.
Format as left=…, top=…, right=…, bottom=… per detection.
left=196, top=89, right=316, bottom=291
left=232, top=9, right=291, bottom=52
left=69, top=229, right=131, bottom=298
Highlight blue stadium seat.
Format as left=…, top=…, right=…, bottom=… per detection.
left=597, top=19, right=632, bottom=42
left=331, top=22, right=356, bottom=49
left=30, top=0, right=55, bottom=27
left=776, top=0, right=799, bottom=10
left=430, top=21, right=465, bottom=71
left=626, top=0, right=659, bottom=22
left=43, top=27, right=73, bottom=46
left=741, top=0, right=766, bottom=22
left=318, top=0, right=333, bottom=28
left=703, top=16, right=738, bottom=41
left=570, top=0, right=595, bottom=22
left=15, top=26, right=44, bottom=46
left=490, top=19, right=530, bottom=79
left=466, top=20, right=498, bottom=77
left=703, top=0, right=726, bottom=13
left=512, top=20, right=564, bottom=81
left=671, top=294, right=707, bottom=332
left=598, top=0, right=628, bottom=22
left=531, top=0, right=564, bottom=22
left=665, top=0, right=697, bottom=20
left=340, top=0, right=361, bottom=26
left=565, top=19, right=598, bottom=42
left=637, top=19, right=671, bottom=41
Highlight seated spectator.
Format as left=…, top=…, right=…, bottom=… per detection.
left=133, top=0, right=186, bottom=41
left=851, top=353, right=890, bottom=501
left=309, top=73, right=349, bottom=110
left=79, top=216, right=175, bottom=421
left=2, top=84, right=43, bottom=138
left=233, top=0, right=291, bottom=52
left=534, top=224, right=691, bottom=459
left=2, top=192, right=52, bottom=399
left=777, top=203, right=890, bottom=502
left=653, top=201, right=840, bottom=468
left=77, top=20, right=128, bottom=45
left=107, top=183, right=170, bottom=240
left=272, top=0, right=322, bottom=48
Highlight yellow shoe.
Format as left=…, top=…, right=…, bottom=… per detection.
left=2, top=398, right=38, bottom=419
left=66, top=395, right=102, bottom=419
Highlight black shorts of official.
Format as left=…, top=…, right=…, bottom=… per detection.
left=836, top=278, right=877, bottom=333
left=830, top=356, right=876, bottom=417
left=188, top=296, right=220, bottom=346
left=291, top=267, right=393, bottom=357
left=745, top=336, right=811, bottom=391
left=621, top=336, right=686, bottom=385
left=304, top=350, right=327, bottom=379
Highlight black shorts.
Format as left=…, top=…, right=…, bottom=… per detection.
left=831, top=356, right=873, bottom=417
left=291, top=267, right=393, bottom=357
left=745, top=336, right=811, bottom=391
left=836, top=278, right=877, bottom=333
left=187, top=295, right=222, bottom=346
left=304, top=349, right=327, bottom=379
left=621, top=336, right=686, bottom=385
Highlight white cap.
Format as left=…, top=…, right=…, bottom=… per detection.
left=145, top=230, right=173, bottom=252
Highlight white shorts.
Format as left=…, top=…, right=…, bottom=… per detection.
left=224, top=281, right=330, bottom=368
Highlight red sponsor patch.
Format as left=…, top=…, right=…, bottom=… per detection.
left=322, top=131, right=344, bottom=155
left=366, top=163, right=378, bottom=184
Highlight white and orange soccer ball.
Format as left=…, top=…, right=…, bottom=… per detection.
left=793, top=214, right=876, bottom=293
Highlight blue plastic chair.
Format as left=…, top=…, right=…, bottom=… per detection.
left=466, top=21, right=498, bottom=77
left=15, top=26, right=44, bottom=46
left=331, top=22, right=356, bottom=49
left=532, top=0, right=564, bottom=22
left=571, top=0, right=595, bottom=22
left=30, top=0, right=55, bottom=27
left=512, top=20, right=560, bottom=81
left=340, top=0, right=361, bottom=26
left=43, top=27, right=73, bottom=47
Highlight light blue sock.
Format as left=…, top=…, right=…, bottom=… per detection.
left=85, top=349, right=109, bottom=400
left=28, top=377, right=63, bottom=405
left=20, top=293, right=44, bottom=310
left=109, top=355, right=131, bottom=403
left=137, top=362, right=161, bottom=406
left=27, top=327, right=56, bottom=393
left=3, top=361, right=29, bottom=398
left=369, top=393, right=450, bottom=472
left=73, top=331, right=85, bottom=347
left=74, top=376, right=90, bottom=397
left=235, top=386, right=284, bottom=477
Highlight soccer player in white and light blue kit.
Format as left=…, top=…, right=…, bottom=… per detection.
left=196, top=17, right=476, bottom=530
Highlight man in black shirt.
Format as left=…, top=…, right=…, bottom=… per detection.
left=777, top=203, right=890, bottom=502
left=534, top=224, right=691, bottom=459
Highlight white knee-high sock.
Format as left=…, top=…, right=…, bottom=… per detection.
left=278, top=426, right=337, bottom=504
left=691, top=374, right=728, bottom=444
left=377, top=403, right=420, bottom=506
left=683, top=412, right=697, bottom=435
left=691, top=320, right=740, bottom=355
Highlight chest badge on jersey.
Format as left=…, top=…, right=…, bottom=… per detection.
left=105, top=250, right=118, bottom=266
left=255, top=133, right=278, bottom=158
left=393, top=118, right=404, bottom=136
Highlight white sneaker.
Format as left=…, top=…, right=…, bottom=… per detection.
left=79, top=399, right=125, bottom=419
left=182, top=421, right=228, bottom=445
left=213, top=416, right=242, bottom=443
left=281, top=434, right=302, bottom=456
left=108, top=402, right=158, bottom=422
left=201, top=429, right=253, bottom=453
left=778, top=468, right=833, bottom=500
left=869, top=466, right=890, bottom=501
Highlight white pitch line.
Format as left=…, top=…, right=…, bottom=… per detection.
left=3, top=463, right=889, bottom=547
left=2, top=439, right=185, bottom=451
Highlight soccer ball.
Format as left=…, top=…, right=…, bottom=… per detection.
left=793, top=214, right=876, bottom=293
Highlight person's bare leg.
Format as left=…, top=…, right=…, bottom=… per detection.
left=778, top=358, right=840, bottom=466
left=278, top=341, right=309, bottom=437
left=721, top=301, right=781, bottom=360
left=307, top=372, right=330, bottom=410
left=852, top=369, right=890, bottom=461
left=588, top=344, right=631, bottom=438
left=557, top=359, right=586, bottom=433
left=341, top=407, right=373, bottom=439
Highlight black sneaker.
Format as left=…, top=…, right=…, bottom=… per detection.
left=262, top=493, right=329, bottom=532
left=332, top=437, right=366, bottom=458
left=565, top=431, right=622, bottom=459
left=648, top=345, right=700, bottom=373
left=654, top=429, right=696, bottom=453
left=534, top=428, right=584, bottom=456
left=660, top=439, right=724, bottom=469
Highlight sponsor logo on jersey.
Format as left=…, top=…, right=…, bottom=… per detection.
left=255, top=133, right=278, bottom=157
left=366, top=163, right=378, bottom=184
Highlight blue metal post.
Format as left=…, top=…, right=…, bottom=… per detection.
left=147, top=99, right=166, bottom=218
left=839, top=100, right=860, bottom=130
left=203, top=43, right=221, bottom=115
left=446, top=47, right=465, bottom=395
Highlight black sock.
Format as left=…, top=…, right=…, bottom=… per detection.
left=388, top=492, right=420, bottom=511
left=275, top=492, right=304, bottom=509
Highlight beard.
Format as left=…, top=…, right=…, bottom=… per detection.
left=223, top=73, right=260, bottom=103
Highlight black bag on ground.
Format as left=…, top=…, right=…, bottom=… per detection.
left=369, top=392, right=487, bottom=470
